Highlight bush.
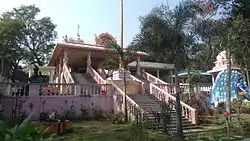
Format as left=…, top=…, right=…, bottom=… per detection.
left=92, top=108, right=105, bottom=121
left=128, top=122, right=144, bottom=141
left=182, top=92, right=212, bottom=124
left=0, top=114, right=50, bottom=141
left=80, top=106, right=90, bottom=120
left=111, top=112, right=125, bottom=124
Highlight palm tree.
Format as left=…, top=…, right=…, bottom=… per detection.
left=131, top=1, right=203, bottom=139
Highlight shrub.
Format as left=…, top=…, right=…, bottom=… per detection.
left=80, top=106, right=90, bottom=120
left=111, top=112, right=125, bottom=124
left=182, top=92, right=212, bottom=124
left=128, top=122, right=144, bottom=141
left=92, top=108, right=105, bottom=121
left=0, top=114, right=50, bottom=141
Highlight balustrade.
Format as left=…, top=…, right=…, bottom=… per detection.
left=150, top=83, right=197, bottom=124
left=63, top=64, right=74, bottom=83
left=130, top=75, right=145, bottom=93
left=0, top=83, right=111, bottom=97
left=112, top=83, right=145, bottom=121
left=141, top=70, right=168, bottom=84
left=88, top=66, right=106, bottom=84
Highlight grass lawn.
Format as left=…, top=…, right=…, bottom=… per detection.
left=185, top=114, right=250, bottom=141
left=51, top=114, right=250, bottom=141
left=52, top=121, right=176, bottom=141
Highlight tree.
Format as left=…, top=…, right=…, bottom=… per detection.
left=131, top=1, right=202, bottom=139
left=1, top=5, right=57, bottom=66
left=0, top=19, right=26, bottom=80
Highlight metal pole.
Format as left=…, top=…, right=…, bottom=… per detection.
left=119, top=0, right=124, bottom=70
left=120, top=0, right=128, bottom=122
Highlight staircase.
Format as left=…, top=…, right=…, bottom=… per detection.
left=86, top=67, right=198, bottom=133
left=71, top=72, right=96, bottom=84
left=128, top=94, right=199, bottom=133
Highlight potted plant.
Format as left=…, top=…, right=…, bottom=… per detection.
left=42, top=110, right=62, bottom=134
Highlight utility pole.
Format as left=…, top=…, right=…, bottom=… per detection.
left=120, top=0, right=124, bottom=70
left=120, top=0, right=128, bottom=122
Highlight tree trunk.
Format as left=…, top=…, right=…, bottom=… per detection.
left=240, top=65, right=246, bottom=81
left=175, top=52, right=184, bottom=140
left=226, top=46, right=231, bottom=140
left=246, top=68, right=250, bottom=88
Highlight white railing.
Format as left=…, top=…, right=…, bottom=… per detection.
left=63, top=64, right=74, bottom=83
left=0, top=82, right=112, bottom=96
left=88, top=66, right=106, bottom=84
left=149, top=83, right=197, bottom=124
left=86, top=67, right=147, bottom=120
left=141, top=70, right=168, bottom=84
left=112, top=82, right=145, bottom=120
left=130, top=74, right=145, bottom=93
left=155, top=83, right=212, bottom=94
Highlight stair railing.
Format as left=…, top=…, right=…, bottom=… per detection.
left=63, top=64, right=75, bottom=94
left=141, top=70, right=168, bottom=84
left=154, top=84, right=176, bottom=95
left=87, top=66, right=145, bottom=121
left=130, top=74, right=145, bottom=94
left=63, top=64, right=74, bottom=83
left=88, top=66, right=106, bottom=84
left=150, top=83, right=197, bottom=124
left=112, top=82, right=145, bottom=121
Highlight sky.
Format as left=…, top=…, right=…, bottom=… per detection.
left=0, top=0, right=181, bottom=46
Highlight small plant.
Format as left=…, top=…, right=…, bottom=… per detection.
left=40, top=112, right=48, bottom=121
left=128, top=122, right=144, bottom=141
left=111, top=112, right=124, bottom=124
left=103, top=111, right=115, bottom=121
left=0, top=114, right=50, bottom=141
left=160, top=101, right=171, bottom=132
left=80, top=106, right=90, bottom=120
left=63, top=100, right=76, bottom=121
left=92, top=107, right=105, bottom=121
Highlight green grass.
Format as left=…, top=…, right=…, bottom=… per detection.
left=52, top=121, right=175, bottom=141
left=50, top=114, right=250, bottom=141
left=185, top=114, right=250, bottom=141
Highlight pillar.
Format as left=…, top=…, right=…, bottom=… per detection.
left=136, top=55, right=141, bottom=76
left=212, top=74, right=215, bottom=85
left=157, top=69, right=160, bottom=78
left=86, top=52, right=91, bottom=73
left=59, top=56, right=63, bottom=93
left=170, top=69, right=174, bottom=83
left=63, top=49, right=69, bottom=66
left=28, top=67, right=32, bottom=78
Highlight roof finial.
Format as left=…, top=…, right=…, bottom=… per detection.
left=77, top=24, right=80, bottom=40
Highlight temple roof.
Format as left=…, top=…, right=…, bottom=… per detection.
left=48, top=42, right=148, bottom=66
left=128, top=61, right=175, bottom=70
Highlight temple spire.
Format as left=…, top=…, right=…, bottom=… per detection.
left=77, top=24, right=80, bottom=40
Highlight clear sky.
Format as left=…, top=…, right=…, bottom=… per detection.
left=0, top=0, right=181, bottom=46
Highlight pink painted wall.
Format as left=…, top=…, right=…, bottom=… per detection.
left=1, top=95, right=113, bottom=120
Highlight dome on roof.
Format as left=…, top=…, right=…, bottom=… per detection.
left=95, top=32, right=116, bottom=46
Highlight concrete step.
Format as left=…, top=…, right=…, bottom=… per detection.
left=129, top=93, right=198, bottom=133
left=147, top=124, right=199, bottom=131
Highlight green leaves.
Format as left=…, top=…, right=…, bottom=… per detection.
left=1, top=5, right=57, bottom=66
left=102, top=41, right=135, bottom=71
left=0, top=114, right=49, bottom=141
